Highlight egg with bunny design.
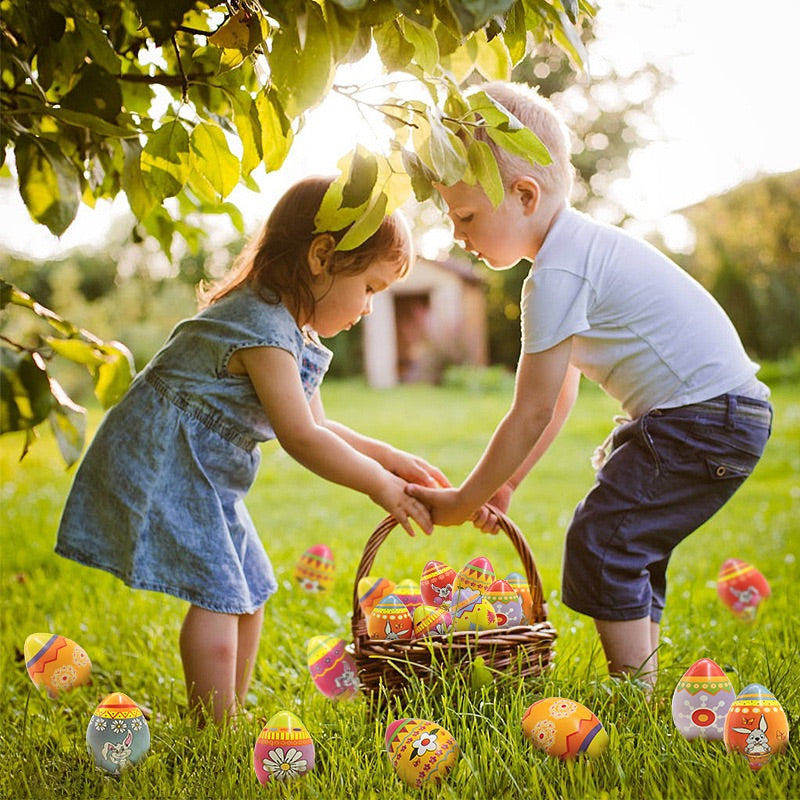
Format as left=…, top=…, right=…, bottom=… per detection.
left=723, top=683, right=789, bottom=771
left=86, top=692, right=150, bottom=775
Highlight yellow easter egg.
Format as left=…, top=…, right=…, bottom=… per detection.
left=385, top=718, right=459, bottom=788
left=24, top=632, right=92, bottom=698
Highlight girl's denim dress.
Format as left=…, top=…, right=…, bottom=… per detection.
left=56, top=287, right=332, bottom=614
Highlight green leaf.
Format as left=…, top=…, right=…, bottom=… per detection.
left=473, top=29, right=511, bottom=80
left=230, top=90, right=262, bottom=177
left=141, top=119, right=191, bottom=199
left=401, top=18, right=439, bottom=74
left=341, top=146, right=379, bottom=209
left=189, top=122, right=240, bottom=199
left=467, top=138, right=504, bottom=206
left=373, top=20, right=415, bottom=72
left=15, top=134, right=81, bottom=236
left=133, top=0, right=197, bottom=45
left=121, top=138, right=157, bottom=221
left=60, top=63, right=122, bottom=123
left=448, top=0, right=517, bottom=34
left=254, top=89, right=293, bottom=172
left=45, top=337, right=106, bottom=368
left=74, top=17, right=120, bottom=75
left=47, top=379, right=87, bottom=468
left=400, top=148, right=436, bottom=202
left=44, top=107, right=140, bottom=138
left=337, top=191, right=388, bottom=251
left=270, top=2, right=334, bottom=117
left=427, top=116, right=468, bottom=185
left=92, top=341, right=136, bottom=409
left=486, top=126, right=551, bottom=168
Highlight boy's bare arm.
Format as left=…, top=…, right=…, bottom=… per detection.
left=407, top=338, right=573, bottom=526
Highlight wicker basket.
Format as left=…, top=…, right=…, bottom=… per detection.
left=350, top=508, right=558, bottom=695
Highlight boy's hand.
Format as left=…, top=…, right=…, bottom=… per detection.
left=381, top=448, right=451, bottom=489
left=372, top=474, right=434, bottom=536
left=404, top=484, right=473, bottom=527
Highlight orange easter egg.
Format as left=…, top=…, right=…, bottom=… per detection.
left=24, top=632, right=92, bottom=698
left=367, top=594, right=413, bottom=640
left=522, top=697, right=609, bottom=760
left=357, top=576, right=396, bottom=616
left=724, top=683, right=789, bottom=771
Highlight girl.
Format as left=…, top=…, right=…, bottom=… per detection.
left=56, top=176, right=446, bottom=724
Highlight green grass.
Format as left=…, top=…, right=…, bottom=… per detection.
left=1, top=377, right=798, bottom=799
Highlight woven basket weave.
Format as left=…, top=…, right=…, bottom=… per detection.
left=350, top=508, right=558, bottom=695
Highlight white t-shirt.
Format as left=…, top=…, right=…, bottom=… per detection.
left=520, top=206, right=767, bottom=417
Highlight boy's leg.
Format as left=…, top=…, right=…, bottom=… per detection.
left=594, top=617, right=660, bottom=686
left=235, top=607, right=264, bottom=705
left=180, top=604, right=239, bottom=725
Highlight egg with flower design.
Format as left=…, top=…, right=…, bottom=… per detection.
left=253, top=710, right=315, bottom=784
left=485, top=579, right=523, bottom=627
left=86, top=692, right=150, bottom=775
left=293, top=544, right=335, bottom=592
left=385, top=718, right=459, bottom=788
left=24, top=632, right=92, bottom=699
left=522, top=697, right=608, bottom=760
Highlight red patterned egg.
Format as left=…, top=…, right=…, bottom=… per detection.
left=367, top=594, right=413, bottom=640
left=394, top=578, right=423, bottom=612
left=306, top=635, right=359, bottom=700
left=522, top=697, right=609, bottom=760
left=485, top=579, right=523, bottom=627
left=724, top=683, right=789, bottom=771
left=671, top=657, right=736, bottom=740
left=453, top=556, right=495, bottom=595
left=357, top=576, right=396, bottom=617
left=412, top=604, right=452, bottom=639
left=420, top=560, right=456, bottom=607
left=294, top=544, right=335, bottom=592
left=24, top=632, right=92, bottom=698
left=253, top=711, right=315, bottom=784
left=385, top=718, right=459, bottom=788
left=717, top=558, right=770, bottom=620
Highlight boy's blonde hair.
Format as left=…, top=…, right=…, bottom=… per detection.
left=200, top=176, right=413, bottom=320
left=473, top=81, right=574, bottom=203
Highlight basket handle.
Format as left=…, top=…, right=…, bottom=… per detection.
left=350, top=505, right=547, bottom=635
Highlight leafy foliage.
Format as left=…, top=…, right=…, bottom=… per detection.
left=1, top=0, right=594, bottom=253
left=0, top=279, right=134, bottom=465
left=1, top=0, right=595, bottom=464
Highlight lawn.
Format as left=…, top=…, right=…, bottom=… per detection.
left=1, top=375, right=797, bottom=799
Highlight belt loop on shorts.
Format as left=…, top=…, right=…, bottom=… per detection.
left=725, top=394, right=737, bottom=431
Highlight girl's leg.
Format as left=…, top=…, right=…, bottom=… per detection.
left=180, top=605, right=239, bottom=725
left=594, top=617, right=660, bottom=687
left=235, top=607, right=264, bottom=705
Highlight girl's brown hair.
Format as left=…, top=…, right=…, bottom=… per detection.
left=200, top=176, right=413, bottom=322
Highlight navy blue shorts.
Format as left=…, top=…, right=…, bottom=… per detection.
left=561, top=394, right=772, bottom=624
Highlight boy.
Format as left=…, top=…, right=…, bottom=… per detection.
left=407, top=81, right=772, bottom=688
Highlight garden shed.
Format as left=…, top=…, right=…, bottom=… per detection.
left=362, top=254, right=488, bottom=387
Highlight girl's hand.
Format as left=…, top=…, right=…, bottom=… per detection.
left=372, top=473, right=434, bottom=536
left=404, top=484, right=473, bottom=527
left=381, top=448, right=451, bottom=489
left=471, top=483, right=514, bottom=534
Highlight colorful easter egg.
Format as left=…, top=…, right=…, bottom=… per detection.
left=522, top=697, right=609, bottom=760
left=505, top=572, right=534, bottom=623
left=24, top=632, right=92, bottom=699
left=86, top=692, right=150, bottom=775
left=450, top=589, right=498, bottom=632
left=420, top=560, right=457, bottom=607
left=294, top=544, right=335, bottom=592
left=485, top=579, right=524, bottom=628
left=385, top=718, right=460, bottom=788
left=306, top=635, right=359, bottom=700
left=394, top=578, right=423, bottom=612
left=412, top=604, right=453, bottom=639
left=723, top=683, right=789, bottom=771
left=453, top=556, right=495, bottom=595
left=358, top=576, right=396, bottom=617
left=254, top=710, right=315, bottom=784
left=367, top=594, right=413, bottom=640
left=671, top=657, right=736, bottom=740
left=717, top=558, right=770, bottom=620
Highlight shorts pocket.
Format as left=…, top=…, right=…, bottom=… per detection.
left=705, top=456, right=754, bottom=481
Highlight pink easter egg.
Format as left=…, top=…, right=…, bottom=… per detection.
left=306, top=635, right=359, bottom=700
left=293, top=544, right=335, bottom=592
left=394, top=578, right=423, bottom=612
left=253, top=711, right=315, bottom=784
left=453, top=556, right=495, bottom=595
